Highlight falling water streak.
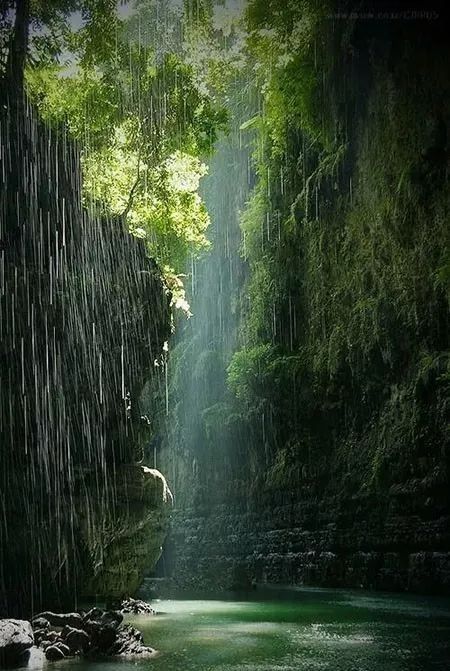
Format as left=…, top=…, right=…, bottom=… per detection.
left=0, top=76, right=171, bottom=610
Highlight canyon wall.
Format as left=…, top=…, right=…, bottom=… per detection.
left=160, top=4, right=450, bottom=595
left=0, top=86, right=172, bottom=614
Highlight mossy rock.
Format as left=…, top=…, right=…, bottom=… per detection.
left=80, top=466, right=173, bottom=598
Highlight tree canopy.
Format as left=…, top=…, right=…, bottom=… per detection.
left=2, top=0, right=228, bottom=301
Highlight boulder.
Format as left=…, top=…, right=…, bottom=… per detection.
left=45, top=644, right=68, bottom=661
left=32, top=628, right=48, bottom=645
left=0, top=619, right=33, bottom=667
left=36, top=612, right=83, bottom=629
left=81, top=466, right=173, bottom=598
left=25, top=608, right=156, bottom=661
left=100, top=611, right=123, bottom=628
left=63, top=627, right=90, bottom=653
left=83, top=608, right=103, bottom=622
left=120, top=598, right=155, bottom=615
left=46, top=631, right=59, bottom=642
left=95, top=624, right=155, bottom=658
left=56, top=643, right=70, bottom=657
left=96, top=626, right=117, bottom=652
left=83, top=621, right=117, bottom=652
left=31, top=617, right=49, bottom=631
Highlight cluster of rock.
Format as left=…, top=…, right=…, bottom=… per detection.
left=0, top=599, right=160, bottom=666
left=31, top=608, right=156, bottom=661
left=119, top=598, right=156, bottom=615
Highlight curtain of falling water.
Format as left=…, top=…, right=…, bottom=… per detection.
left=0, top=83, right=171, bottom=614
left=159, top=81, right=256, bottom=509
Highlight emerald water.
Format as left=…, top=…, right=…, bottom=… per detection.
left=27, top=588, right=450, bottom=670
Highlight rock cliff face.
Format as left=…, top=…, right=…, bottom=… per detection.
left=167, top=483, right=450, bottom=594
left=82, top=466, right=173, bottom=598
left=0, top=88, right=172, bottom=614
left=159, top=6, right=450, bottom=596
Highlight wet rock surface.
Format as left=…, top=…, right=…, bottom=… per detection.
left=63, top=627, right=90, bottom=653
left=95, top=624, right=155, bottom=658
left=45, top=644, right=70, bottom=661
left=164, top=495, right=450, bottom=596
left=81, top=467, right=173, bottom=601
left=0, top=620, right=34, bottom=667
left=0, top=89, right=173, bottom=615
left=28, top=606, right=155, bottom=661
left=36, top=612, right=83, bottom=629
left=120, top=597, right=156, bottom=615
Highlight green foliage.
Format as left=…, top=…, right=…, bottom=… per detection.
left=227, top=343, right=276, bottom=405
left=222, top=1, right=450, bottom=498
left=183, top=0, right=247, bottom=98
left=150, top=2, right=448, bottom=511
left=201, top=401, right=235, bottom=443
left=82, top=127, right=211, bottom=268
left=26, top=64, right=121, bottom=147
left=194, top=349, right=222, bottom=384
left=13, top=1, right=117, bottom=71
left=245, top=0, right=331, bottom=152
left=24, top=2, right=228, bottom=278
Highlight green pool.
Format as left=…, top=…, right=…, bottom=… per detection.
left=26, top=588, right=450, bottom=670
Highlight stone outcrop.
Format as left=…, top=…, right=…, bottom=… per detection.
left=165, top=481, right=450, bottom=595
left=0, top=620, right=33, bottom=667
left=30, top=607, right=155, bottom=660
left=120, top=597, right=156, bottom=615
left=81, top=466, right=172, bottom=599
left=0, top=80, right=172, bottom=613
left=36, top=613, right=83, bottom=629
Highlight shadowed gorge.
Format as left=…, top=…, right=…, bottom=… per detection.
left=158, top=2, right=450, bottom=596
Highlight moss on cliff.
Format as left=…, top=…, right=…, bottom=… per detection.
left=0, top=91, right=172, bottom=613
left=161, top=1, right=450, bottom=592
left=224, top=3, right=450, bottom=500
left=81, top=466, right=172, bottom=598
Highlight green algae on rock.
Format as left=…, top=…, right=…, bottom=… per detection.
left=81, top=467, right=173, bottom=599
